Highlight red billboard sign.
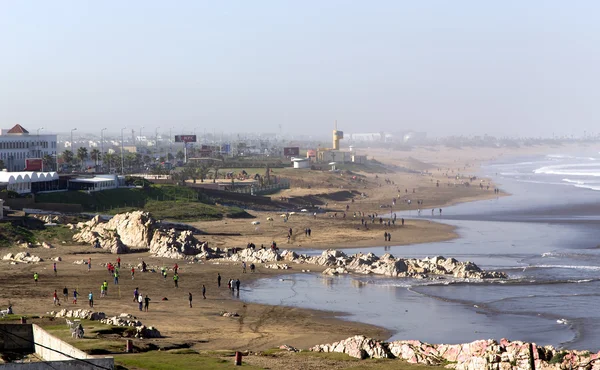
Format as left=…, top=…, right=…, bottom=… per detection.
left=174, top=135, right=197, bottom=143
left=25, top=158, right=43, bottom=171
left=283, top=147, right=300, bottom=156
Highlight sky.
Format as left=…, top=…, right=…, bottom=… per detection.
left=0, top=1, right=598, bottom=138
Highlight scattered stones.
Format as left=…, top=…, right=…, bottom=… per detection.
left=42, top=242, right=54, bottom=249
left=265, top=264, right=290, bottom=270
left=52, top=257, right=62, bottom=262
left=2, top=252, right=43, bottom=263
left=49, top=309, right=161, bottom=338
left=310, top=336, right=600, bottom=369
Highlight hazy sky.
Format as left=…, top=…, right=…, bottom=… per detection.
left=1, top=1, right=598, bottom=138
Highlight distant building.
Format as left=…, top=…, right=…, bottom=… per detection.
left=0, top=125, right=58, bottom=171
left=68, top=174, right=123, bottom=192
left=291, top=157, right=310, bottom=169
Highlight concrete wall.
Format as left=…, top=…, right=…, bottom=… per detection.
left=31, top=325, right=113, bottom=369
left=0, top=359, right=114, bottom=370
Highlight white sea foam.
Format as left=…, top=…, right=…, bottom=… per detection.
left=534, top=265, right=600, bottom=271
left=557, top=319, right=569, bottom=325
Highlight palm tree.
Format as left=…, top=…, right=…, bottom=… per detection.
left=90, top=149, right=101, bottom=166
left=42, top=155, right=54, bottom=171
left=77, top=147, right=88, bottom=168
left=103, top=153, right=115, bottom=171
left=61, top=150, right=74, bottom=165
left=197, top=164, right=211, bottom=183
left=176, top=150, right=185, bottom=161
left=212, top=163, right=220, bottom=183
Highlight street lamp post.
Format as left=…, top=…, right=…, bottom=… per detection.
left=121, top=127, right=127, bottom=175
left=101, top=128, right=107, bottom=171
left=37, top=127, right=44, bottom=170
left=70, top=128, right=77, bottom=171
left=169, top=127, right=173, bottom=161
left=155, top=127, right=160, bottom=162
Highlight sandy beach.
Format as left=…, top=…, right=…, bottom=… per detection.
left=0, top=143, right=590, bottom=359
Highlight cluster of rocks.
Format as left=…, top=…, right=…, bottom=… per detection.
left=72, top=211, right=208, bottom=257
left=218, top=248, right=506, bottom=280
left=49, top=309, right=161, bottom=339
left=264, top=264, right=291, bottom=270
left=318, top=252, right=506, bottom=279
left=51, top=309, right=106, bottom=321
left=310, top=335, right=600, bottom=369
left=31, top=214, right=64, bottom=224
left=100, top=313, right=161, bottom=339
left=2, top=252, right=43, bottom=264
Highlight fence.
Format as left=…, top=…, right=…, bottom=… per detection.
left=231, top=180, right=290, bottom=195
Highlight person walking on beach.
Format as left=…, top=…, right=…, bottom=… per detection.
left=88, top=257, right=92, bottom=272
left=144, top=295, right=150, bottom=312
left=133, top=288, right=139, bottom=302
left=162, top=268, right=167, bottom=281
left=173, top=274, right=179, bottom=288
left=242, top=262, right=246, bottom=273
left=63, top=287, right=68, bottom=301
left=388, top=233, right=392, bottom=242
left=173, top=263, right=179, bottom=274
left=53, top=262, right=57, bottom=276
left=401, top=218, right=405, bottom=226
left=73, top=289, right=79, bottom=304
left=217, top=273, right=221, bottom=287
left=100, top=284, right=105, bottom=298
left=88, top=292, right=94, bottom=308
left=53, top=290, right=59, bottom=306
left=227, top=279, right=232, bottom=290
left=114, top=271, right=119, bottom=285
left=235, top=279, right=240, bottom=292
left=138, top=294, right=143, bottom=311
left=250, top=263, right=255, bottom=273
left=103, top=280, right=108, bottom=296
left=202, top=285, right=206, bottom=299
left=439, top=208, right=442, bottom=216
left=33, top=272, right=39, bottom=284
left=116, top=257, right=121, bottom=269
left=384, top=232, right=388, bottom=241
left=131, top=267, right=135, bottom=280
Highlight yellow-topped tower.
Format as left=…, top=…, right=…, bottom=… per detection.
left=332, top=120, right=343, bottom=150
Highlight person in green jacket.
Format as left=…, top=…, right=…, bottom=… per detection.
left=33, top=272, right=39, bottom=284
left=173, top=274, right=179, bottom=288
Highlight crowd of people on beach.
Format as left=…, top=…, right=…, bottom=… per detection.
left=34, top=256, right=248, bottom=317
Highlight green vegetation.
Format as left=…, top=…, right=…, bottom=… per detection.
left=549, top=351, right=567, bottom=364
left=44, top=320, right=130, bottom=355
left=32, top=225, right=77, bottom=245
left=0, top=223, right=36, bottom=248
left=35, top=185, right=251, bottom=222
left=115, top=351, right=262, bottom=370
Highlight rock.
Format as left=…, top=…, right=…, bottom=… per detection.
left=53, top=257, right=62, bottom=262
left=4, top=252, right=43, bottom=263
left=279, top=344, right=299, bottom=352
left=42, top=242, right=54, bottom=249
left=322, top=267, right=348, bottom=275
left=149, top=229, right=205, bottom=258
left=220, top=311, right=239, bottom=317
left=310, top=335, right=392, bottom=359
left=228, top=248, right=280, bottom=264
left=265, top=263, right=290, bottom=270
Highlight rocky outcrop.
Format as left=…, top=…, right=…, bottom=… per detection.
left=149, top=229, right=207, bottom=259
left=310, top=336, right=600, bottom=369
left=227, top=248, right=281, bottom=263
left=306, top=250, right=506, bottom=280
left=2, top=252, right=43, bottom=263
left=73, top=211, right=207, bottom=256
left=51, top=309, right=106, bottom=321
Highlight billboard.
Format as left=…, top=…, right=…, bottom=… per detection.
left=283, top=147, right=300, bottom=156
left=174, top=135, right=197, bottom=143
left=25, top=158, right=43, bottom=171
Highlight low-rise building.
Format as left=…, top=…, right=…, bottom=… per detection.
left=68, top=174, right=123, bottom=192
left=0, top=124, right=58, bottom=171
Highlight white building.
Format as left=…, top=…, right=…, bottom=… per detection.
left=68, top=174, right=123, bottom=192
left=0, top=125, right=58, bottom=171
left=291, top=157, right=310, bottom=169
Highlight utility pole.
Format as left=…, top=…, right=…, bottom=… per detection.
left=155, top=127, right=160, bottom=161
left=101, top=128, right=107, bottom=171
left=121, top=127, right=127, bottom=175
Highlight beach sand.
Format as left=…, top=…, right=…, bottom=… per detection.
left=0, top=143, right=582, bottom=356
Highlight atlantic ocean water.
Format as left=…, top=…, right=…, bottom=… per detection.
left=243, top=150, right=600, bottom=350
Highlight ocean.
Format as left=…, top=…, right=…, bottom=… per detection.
left=243, top=149, right=600, bottom=351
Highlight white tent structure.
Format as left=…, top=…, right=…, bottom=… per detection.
left=0, top=171, right=59, bottom=194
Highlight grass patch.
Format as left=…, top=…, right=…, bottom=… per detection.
left=0, top=223, right=36, bottom=248
left=32, top=225, right=77, bottom=245
left=115, top=352, right=262, bottom=370
left=43, top=320, right=127, bottom=354
left=35, top=185, right=250, bottom=222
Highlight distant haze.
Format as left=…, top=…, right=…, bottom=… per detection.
left=0, top=1, right=598, bottom=137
